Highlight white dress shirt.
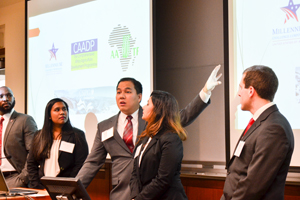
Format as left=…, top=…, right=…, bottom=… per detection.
left=44, top=139, right=61, bottom=177
left=1, top=108, right=16, bottom=172
left=252, top=102, right=275, bottom=121
left=117, top=109, right=139, bottom=145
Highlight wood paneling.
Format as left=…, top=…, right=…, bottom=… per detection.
left=86, top=163, right=111, bottom=200
left=181, top=176, right=224, bottom=200
left=85, top=166, right=300, bottom=200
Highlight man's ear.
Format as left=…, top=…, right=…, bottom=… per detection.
left=138, top=93, right=142, bottom=103
left=248, top=86, right=255, bottom=97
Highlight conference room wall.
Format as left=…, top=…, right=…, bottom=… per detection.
left=155, top=0, right=225, bottom=162
left=0, top=0, right=25, bottom=113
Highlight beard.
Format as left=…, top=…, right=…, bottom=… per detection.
left=0, top=100, right=15, bottom=114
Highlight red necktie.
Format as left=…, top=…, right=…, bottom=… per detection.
left=123, top=115, right=134, bottom=153
left=0, top=117, right=4, bottom=165
left=243, top=118, right=254, bottom=136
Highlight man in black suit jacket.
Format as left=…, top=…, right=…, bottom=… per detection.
left=77, top=65, right=222, bottom=200
left=221, top=66, right=294, bottom=200
left=0, top=86, right=37, bottom=187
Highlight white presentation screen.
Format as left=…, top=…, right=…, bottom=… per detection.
left=229, top=0, right=300, bottom=166
left=27, top=0, right=153, bottom=151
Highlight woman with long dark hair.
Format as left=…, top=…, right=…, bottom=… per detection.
left=27, top=98, right=88, bottom=189
left=130, top=90, right=188, bottom=200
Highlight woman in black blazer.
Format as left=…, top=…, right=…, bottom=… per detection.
left=130, top=90, right=188, bottom=200
left=27, top=98, right=88, bottom=189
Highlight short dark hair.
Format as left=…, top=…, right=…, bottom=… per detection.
left=243, top=65, right=278, bottom=101
left=116, top=77, right=143, bottom=94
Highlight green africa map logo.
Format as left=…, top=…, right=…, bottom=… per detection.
left=109, top=24, right=139, bottom=71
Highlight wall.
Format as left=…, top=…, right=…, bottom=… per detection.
left=155, top=0, right=225, bottom=162
left=0, top=0, right=25, bottom=113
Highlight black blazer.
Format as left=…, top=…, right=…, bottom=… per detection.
left=27, top=127, right=89, bottom=189
left=130, top=130, right=187, bottom=200
left=76, top=94, right=209, bottom=200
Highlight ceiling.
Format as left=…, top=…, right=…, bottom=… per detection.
left=0, top=0, right=23, bottom=8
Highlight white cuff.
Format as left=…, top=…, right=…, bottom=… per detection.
left=199, top=89, right=211, bottom=103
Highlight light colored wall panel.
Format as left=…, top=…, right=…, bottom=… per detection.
left=0, top=1, right=25, bottom=113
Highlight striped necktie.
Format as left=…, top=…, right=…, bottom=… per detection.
left=123, top=115, right=134, bottom=153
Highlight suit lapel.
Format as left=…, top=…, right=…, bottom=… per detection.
left=228, top=120, right=261, bottom=167
left=227, top=123, right=259, bottom=167
left=59, top=133, right=72, bottom=157
left=228, top=105, right=279, bottom=167
left=3, top=111, right=17, bottom=146
left=242, top=121, right=259, bottom=140
left=113, top=113, right=133, bottom=154
left=141, top=130, right=164, bottom=158
left=113, top=107, right=147, bottom=155
left=135, top=137, right=149, bottom=165
left=243, top=105, right=278, bottom=140
left=136, top=136, right=155, bottom=169
left=137, top=106, right=146, bottom=137
left=133, top=108, right=146, bottom=151
left=141, top=138, right=156, bottom=157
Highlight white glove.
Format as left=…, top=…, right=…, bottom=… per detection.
left=204, top=65, right=222, bottom=94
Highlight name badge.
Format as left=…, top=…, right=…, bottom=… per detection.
left=59, top=141, right=75, bottom=153
left=102, top=127, right=114, bottom=142
left=234, top=141, right=245, bottom=157
left=134, top=145, right=142, bottom=158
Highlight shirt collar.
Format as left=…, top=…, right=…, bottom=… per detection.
left=253, top=102, right=275, bottom=121
left=119, top=109, right=139, bottom=124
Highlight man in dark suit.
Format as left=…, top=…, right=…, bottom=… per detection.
left=0, top=86, right=37, bottom=187
left=221, top=65, right=294, bottom=200
left=76, top=65, right=222, bottom=200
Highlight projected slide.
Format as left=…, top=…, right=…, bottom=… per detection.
left=27, top=0, right=152, bottom=150
left=229, top=0, right=300, bottom=166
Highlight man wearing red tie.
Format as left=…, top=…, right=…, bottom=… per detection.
left=221, top=65, right=294, bottom=200
left=0, top=86, right=37, bottom=188
left=77, top=65, right=222, bottom=200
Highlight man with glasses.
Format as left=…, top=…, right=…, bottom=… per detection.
left=0, top=86, right=37, bottom=187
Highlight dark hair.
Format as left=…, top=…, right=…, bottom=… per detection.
left=243, top=65, right=278, bottom=101
left=116, top=77, right=143, bottom=94
left=31, top=98, right=73, bottom=160
left=139, top=90, right=186, bottom=142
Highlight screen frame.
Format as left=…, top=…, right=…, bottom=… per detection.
left=25, top=0, right=154, bottom=111
left=25, top=0, right=155, bottom=151
left=225, top=0, right=300, bottom=171
left=223, top=0, right=230, bottom=167
left=41, top=177, right=91, bottom=200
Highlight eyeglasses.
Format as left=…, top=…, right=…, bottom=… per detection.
left=0, top=93, right=13, bottom=100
